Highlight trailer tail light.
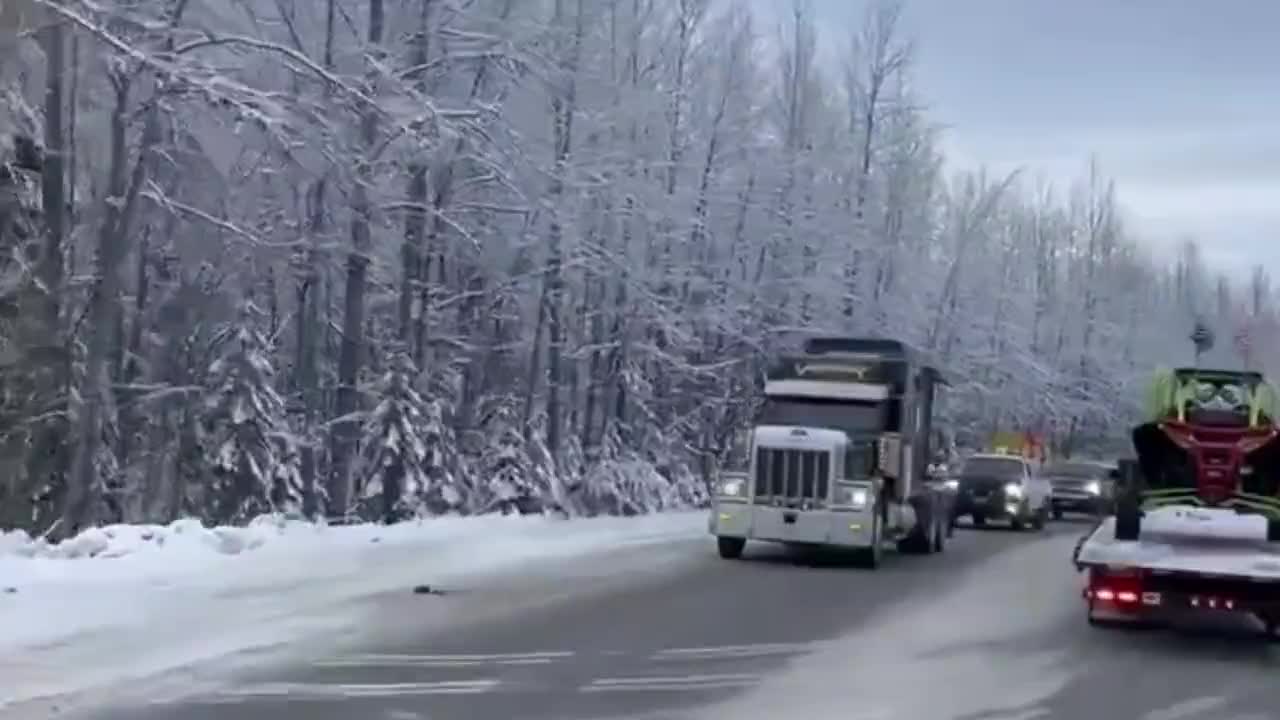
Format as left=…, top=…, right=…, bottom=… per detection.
left=1085, top=567, right=1152, bottom=610
left=1088, top=587, right=1140, bottom=604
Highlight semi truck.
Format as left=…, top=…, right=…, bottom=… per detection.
left=708, top=337, right=952, bottom=568
left=1073, top=367, right=1280, bottom=636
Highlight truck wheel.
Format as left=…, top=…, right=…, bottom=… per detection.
left=853, top=515, right=882, bottom=569
left=1032, top=506, right=1047, bottom=531
left=717, top=537, right=746, bottom=559
left=897, top=496, right=934, bottom=554
left=1052, top=507, right=1064, bottom=521
left=902, top=533, right=930, bottom=553
left=852, top=546, right=879, bottom=568
left=1262, top=615, right=1280, bottom=642
left=1010, top=516, right=1025, bottom=531
left=972, top=513, right=986, bottom=527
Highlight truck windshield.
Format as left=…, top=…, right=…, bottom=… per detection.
left=1044, top=462, right=1109, bottom=478
left=961, top=457, right=1024, bottom=478
left=758, top=396, right=885, bottom=434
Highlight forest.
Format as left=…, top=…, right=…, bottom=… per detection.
left=0, top=0, right=1272, bottom=537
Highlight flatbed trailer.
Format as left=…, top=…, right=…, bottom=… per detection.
left=1073, top=507, right=1280, bottom=637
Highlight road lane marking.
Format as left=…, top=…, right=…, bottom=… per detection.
left=580, top=673, right=760, bottom=693
left=1142, top=696, right=1229, bottom=720
left=651, top=642, right=819, bottom=661
left=201, top=679, right=500, bottom=700
left=314, top=651, right=572, bottom=668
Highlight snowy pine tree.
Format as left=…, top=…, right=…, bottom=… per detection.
left=358, top=351, right=433, bottom=523
left=475, top=397, right=542, bottom=515
left=202, top=301, right=288, bottom=524
left=268, top=430, right=305, bottom=518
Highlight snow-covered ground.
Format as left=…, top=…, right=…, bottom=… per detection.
left=0, top=512, right=706, bottom=709
left=698, top=531, right=1084, bottom=720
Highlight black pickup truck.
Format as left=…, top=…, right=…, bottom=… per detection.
left=1045, top=459, right=1118, bottom=519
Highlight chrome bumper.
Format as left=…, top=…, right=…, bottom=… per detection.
left=709, top=502, right=875, bottom=548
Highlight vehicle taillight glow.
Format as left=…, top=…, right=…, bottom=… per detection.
left=1087, top=568, right=1146, bottom=609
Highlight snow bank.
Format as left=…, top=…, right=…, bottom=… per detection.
left=699, top=532, right=1084, bottom=720
left=0, top=511, right=706, bottom=709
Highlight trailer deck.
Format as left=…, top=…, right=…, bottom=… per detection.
left=1075, top=509, right=1280, bottom=581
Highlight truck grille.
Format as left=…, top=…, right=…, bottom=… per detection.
left=754, top=447, right=830, bottom=506
left=1050, top=477, right=1101, bottom=499
left=1051, top=478, right=1086, bottom=493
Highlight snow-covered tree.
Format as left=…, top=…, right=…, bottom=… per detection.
left=473, top=395, right=544, bottom=515
left=0, top=0, right=1271, bottom=530
left=357, top=351, right=433, bottom=523
left=202, top=301, right=287, bottom=524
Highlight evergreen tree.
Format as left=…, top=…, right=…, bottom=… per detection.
left=202, top=300, right=287, bottom=523
left=476, top=397, right=541, bottom=515
left=358, top=351, right=432, bottom=523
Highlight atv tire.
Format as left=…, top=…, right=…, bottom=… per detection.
left=1268, top=519, right=1280, bottom=543
left=1115, top=501, right=1141, bottom=541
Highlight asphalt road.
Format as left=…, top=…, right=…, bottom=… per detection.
left=67, top=517, right=1280, bottom=720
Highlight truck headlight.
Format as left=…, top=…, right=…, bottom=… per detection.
left=1004, top=483, right=1023, bottom=498
left=834, top=485, right=869, bottom=509
left=718, top=477, right=747, bottom=498
left=1085, top=480, right=1101, bottom=495
left=944, top=478, right=959, bottom=491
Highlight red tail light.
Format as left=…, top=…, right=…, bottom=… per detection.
left=1086, top=568, right=1145, bottom=611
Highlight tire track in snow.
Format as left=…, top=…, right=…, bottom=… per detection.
left=691, top=530, right=1084, bottom=720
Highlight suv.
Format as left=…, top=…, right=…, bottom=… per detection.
left=951, top=453, right=1050, bottom=530
left=1043, top=459, right=1116, bottom=519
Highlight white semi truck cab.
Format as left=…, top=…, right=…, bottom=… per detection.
left=709, top=337, right=952, bottom=568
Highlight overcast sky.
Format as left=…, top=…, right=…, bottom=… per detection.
left=747, top=0, right=1278, bottom=275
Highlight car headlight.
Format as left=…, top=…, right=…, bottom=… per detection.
left=1004, top=483, right=1023, bottom=498
left=834, top=485, right=869, bottom=509
left=718, top=477, right=747, bottom=498
left=1084, top=480, right=1101, bottom=495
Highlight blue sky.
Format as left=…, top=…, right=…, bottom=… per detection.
left=746, top=0, right=1278, bottom=275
